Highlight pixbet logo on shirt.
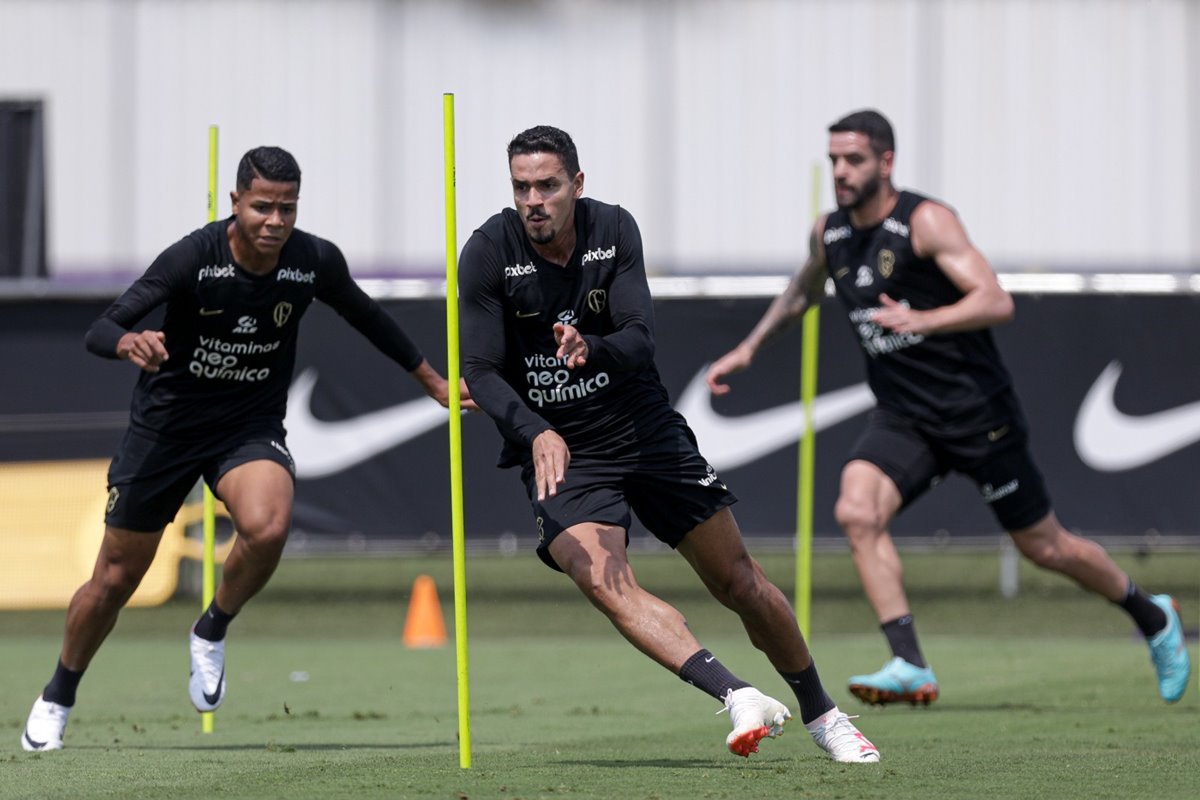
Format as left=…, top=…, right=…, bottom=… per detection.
left=581, top=245, right=615, bottom=265
left=277, top=267, right=316, bottom=283
left=505, top=263, right=537, bottom=277
left=197, top=264, right=236, bottom=282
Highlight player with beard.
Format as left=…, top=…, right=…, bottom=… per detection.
left=459, top=125, right=879, bottom=762
left=21, top=146, right=471, bottom=751
left=706, top=109, right=1189, bottom=707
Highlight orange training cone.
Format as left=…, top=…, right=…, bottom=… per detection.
left=402, top=574, right=447, bottom=648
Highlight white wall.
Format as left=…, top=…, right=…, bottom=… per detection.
left=0, top=0, right=1195, bottom=277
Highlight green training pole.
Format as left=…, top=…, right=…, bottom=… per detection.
left=202, top=124, right=219, bottom=735
left=443, top=92, right=472, bottom=769
left=794, top=162, right=823, bottom=638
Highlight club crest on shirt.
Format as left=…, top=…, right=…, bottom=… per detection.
left=273, top=301, right=293, bottom=328
left=878, top=249, right=895, bottom=279
left=586, top=289, right=607, bottom=314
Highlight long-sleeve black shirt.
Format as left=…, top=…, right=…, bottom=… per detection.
left=87, top=218, right=424, bottom=441
left=459, top=198, right=676, bottom=467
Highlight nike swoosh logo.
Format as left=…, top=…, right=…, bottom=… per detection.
left=516, top=310, right=541, bottom=318
left=23, top=730, right=47, bottom=750
left=285, top=368, right=449, bottom=479
left=199, top=308, right=223, bottom=316
left=675, top=368, right=876, bottom=471
left=203, top=669, right=225, bottom=706
left=1073, top=360, right=1200, bottom=471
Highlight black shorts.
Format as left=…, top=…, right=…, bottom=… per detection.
left=846, top=407, right=1051, bottom=531
left=519, top=418, right=738, bottom=571
left=104, top=424, right=296, bottom=532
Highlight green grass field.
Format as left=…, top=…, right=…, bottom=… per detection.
left=2, top=549, right=1197, bottom=800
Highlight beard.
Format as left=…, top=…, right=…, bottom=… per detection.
left=524, top=216, right=556, bottom=245
left=836, top=173, right=882, bottom=210
left=527, top=227, right=555, bottom=245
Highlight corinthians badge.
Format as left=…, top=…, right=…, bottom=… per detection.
left=273, top=301, right=293, bottom=328
left=878, top=249, right=895, bottom=279
left=586, top=289, right=607, bottom=314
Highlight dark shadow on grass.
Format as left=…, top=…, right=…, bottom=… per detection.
left=557, top=758, right=777, bottom=769
left=845, top=701, right=1043, bottom=713
left=68, top=741, right=454, bottom=752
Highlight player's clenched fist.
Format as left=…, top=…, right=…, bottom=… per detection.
left=117, top=330, right=168, bottom=373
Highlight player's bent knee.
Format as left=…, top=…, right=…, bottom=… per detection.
left=835, top=496, right=885, bottom=539
left=722, top=559, right=769, bottom=610
left=1014, top=536, right=1065, bottom=571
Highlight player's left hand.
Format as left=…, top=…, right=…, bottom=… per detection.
left=872, top=293, right=927, bottom=334
left=554, top=323, right=589, bottom=369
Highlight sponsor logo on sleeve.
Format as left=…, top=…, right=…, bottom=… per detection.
left=505, top=263, right=537, bottom=278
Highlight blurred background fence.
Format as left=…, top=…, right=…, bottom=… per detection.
left=0, top=0, right=1197, bottom=608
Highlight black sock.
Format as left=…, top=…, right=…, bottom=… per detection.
left=193, top=599, right=236, bottom=642
left=42, top=659, right=84, bottom=707
left=1116, top=580, right=1168, bottom=638
left=678, top=649, right=751, bottom=702
left=779, top=661, right=836, bottom=724
left=882, top=614, right=927, bottom=668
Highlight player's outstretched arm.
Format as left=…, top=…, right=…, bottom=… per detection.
left=408, top=359, right=478, bottom=412
left=706, top=216, right=830, bottom=396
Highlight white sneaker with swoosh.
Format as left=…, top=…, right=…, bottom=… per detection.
left=21, top=695, right=70, bottom=751
left=189, top=631, right=227, bottom=712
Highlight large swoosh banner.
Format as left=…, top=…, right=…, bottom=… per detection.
left=1, top=292, right=1198, bottom=545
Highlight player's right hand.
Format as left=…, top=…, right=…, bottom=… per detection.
left=531, top=429, right=570, bottom=501
left=117, top=330, right=169, bottom=373
left=705, top=345, right=753, bottom=396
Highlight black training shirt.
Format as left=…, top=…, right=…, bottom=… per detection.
left=460, top=198, right=676, bottom=466
left=823, top=191, right=1016, bottom=434
left=86, top=218, right=424, bottom=441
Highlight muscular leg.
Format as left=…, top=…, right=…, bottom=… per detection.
left=1009, top=511, right=1129, bottom=601
left=676, top=507, right=812, bottom=672
left=834, top=460, right=908, bottom=622
left=548, top=522, right=701, bottom=670
left=60, top=527, right=163, bottom=671
left=212, top=460, right=294, bottom=615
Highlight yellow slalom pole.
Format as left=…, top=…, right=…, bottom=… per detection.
left=443, top=93, right=472, bottom=769
left=794, top=162, right=823, bottom=638
left=201, top=124, right=219, bottom=735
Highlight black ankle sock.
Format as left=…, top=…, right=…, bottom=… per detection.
left=1116, top=580, right=1168, bottom=638
left=193, top=599, right=236, bottom=642
left=778, top=661, right=836, bottom=724
left=42, top=659, right=84, bottom=707
left=882, top=614, right=927, bottom=668
left=678, top=649, right=751, bottom=701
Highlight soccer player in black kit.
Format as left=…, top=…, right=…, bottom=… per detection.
left=21, top=146, right=470, bottom=751
left=706, top=109, right=1189, bottom=708
left=460, top=125, right=879, bottom=763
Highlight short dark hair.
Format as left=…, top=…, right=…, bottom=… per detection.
left=829, top=110, right=895, bottom=157
left=236, top=146, right=302, bottom=191
left=507, top=126, right=580, bottom=177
